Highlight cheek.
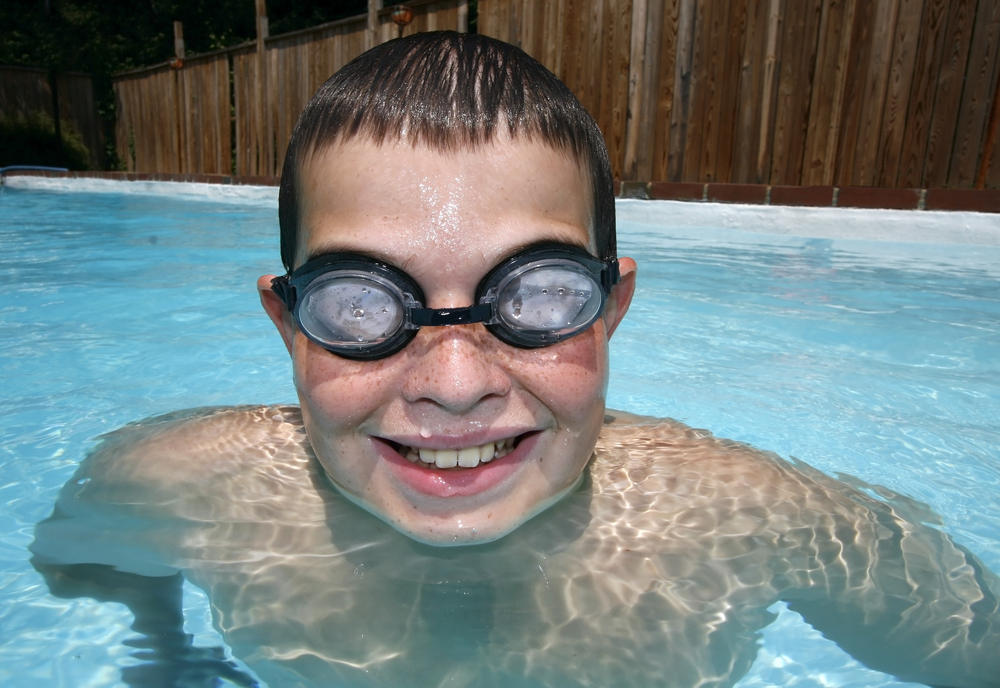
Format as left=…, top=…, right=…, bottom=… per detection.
left=511, top=326, right=609, bottom=420
left=291, top=334, right=394, bottom=426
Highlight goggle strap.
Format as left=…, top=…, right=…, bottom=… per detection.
left=409, top=303, right=494, bottom=327
left=271, top=275, right=297, bottom=311
left=602, top=259, right=621, bottom=294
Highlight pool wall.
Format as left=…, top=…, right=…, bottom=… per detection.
left=4, top=169, right=1000, bottom=213
left=6, top=175, right=999, bottom=248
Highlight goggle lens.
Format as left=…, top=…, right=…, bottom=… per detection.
left=298, top=272, right=406, bottom=347
left=495, top=262, right=600, bottom=335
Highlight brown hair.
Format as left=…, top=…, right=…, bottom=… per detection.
left=278, top=31, right=615, bottom=271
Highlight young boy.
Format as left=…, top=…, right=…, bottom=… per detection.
left=31, top=32, right=1000, bottom=688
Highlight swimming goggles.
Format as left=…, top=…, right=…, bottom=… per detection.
left=271, top=243, right=621, bottom=360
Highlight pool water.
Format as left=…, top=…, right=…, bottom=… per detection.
left=1, top=180, right=998, bottom=687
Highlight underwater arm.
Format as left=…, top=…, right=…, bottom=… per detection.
left=31, top=554, right=258, bottom=688
left=28, top=408, right=278, bottom=687
left=779, top=477, right=1000, bottom=688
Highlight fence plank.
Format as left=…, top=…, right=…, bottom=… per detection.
left=850, top=0, right=899, bottom=186
left=875, top=0, right=924, bottom=186
left=682, top=0, right=714, bottom=180
left=897, top=0, right=949, bottom=188
left=651, top=0, right=681, bottom=181
left=623, top=0, right=648, bottom=179
left=733, top=0, right=767, bottom=183
left=830, top=0, right=874, bottom=186
left=667, top=0, right=697, bottom=180
left=951, top=0, right=1000, bottom=187
left=985, top=73, right=1000, bottom=187
left=769, top=0, right=823, bottom=185
left=802, top=0, right=857, bottom=186
left=589, top=0, right=611, bottom=127
left=635, top=0, right=665, bottom=181
left=710, top=0, right=748, bottom=183
left=922, top=0, right=976, bottom=188
left=602, top=0, right=633, bottom=181
left=755, top=0, right=782, bottom=183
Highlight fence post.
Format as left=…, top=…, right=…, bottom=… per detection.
left=366, top=0, right=380, bottom=51
left=173, top=21, right=186, bottom=174
left=623, top=0, right=649, bottom=181
left=255, top=0, right=271, bottom=175
left=174, top=21, right=185, bottom=59
left=458, top=0, right=469, bottom=33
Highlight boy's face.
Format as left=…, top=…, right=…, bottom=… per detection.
left=259, top=136, right=635, bottom=545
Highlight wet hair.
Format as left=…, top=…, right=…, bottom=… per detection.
left=278, top=31, right=615, bottom=272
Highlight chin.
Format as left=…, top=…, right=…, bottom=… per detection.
left=389, top=510, right=523, bottom=547
left=386, top=480, right=581, bottom=548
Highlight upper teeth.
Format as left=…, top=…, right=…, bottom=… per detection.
left=402, top=438, right=515, bottom=469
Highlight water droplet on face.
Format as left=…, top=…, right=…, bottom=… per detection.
left=356, top=335, right=364, bottom=342
left=381, top=307, right=388, bottom=313
left=557, top=287, right=565, bottom=295
left=419, top=428, right=432, bottom=438
left=352, top=308, right=365, bottom=318
left=541, top=288, right=548, bottom=295
left=76, top=477, right=91, bottom=485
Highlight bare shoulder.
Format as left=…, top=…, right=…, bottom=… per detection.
left=597, top=408, right=784, bottom=478
left=67, top=405, right=313, bottom=509
left=594, top=409, right=866, bottom=519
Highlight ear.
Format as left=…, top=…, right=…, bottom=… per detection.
left=258, top=275, right=296, bottom=355
left=602, top=257, right=636, bottom=340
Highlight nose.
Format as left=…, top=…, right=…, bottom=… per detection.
left=401, top=325, right=511, bottom=412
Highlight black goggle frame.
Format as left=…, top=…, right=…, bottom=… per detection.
left=271, top=243, right=620, bottom=360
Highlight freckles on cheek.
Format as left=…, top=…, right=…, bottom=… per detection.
left=292, top=341, right=388, bottom=422
left=520, top=330, right=608, bottom=412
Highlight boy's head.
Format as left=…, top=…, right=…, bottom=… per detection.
left=278, top=31, right=616, bottom=271
left=260, top=32, right=635, bottom=546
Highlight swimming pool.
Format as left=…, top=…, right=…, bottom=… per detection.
left=1, top=177, right=998, bottom=687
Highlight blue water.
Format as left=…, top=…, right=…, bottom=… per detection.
left=1, top=184, right=998, bottom=687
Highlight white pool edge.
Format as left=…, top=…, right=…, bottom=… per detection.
left=617, top=198, right=1000, bottom=246
left=7, top=176, right=1000, bottom=246
left=2, top=175, right=279, bottom=205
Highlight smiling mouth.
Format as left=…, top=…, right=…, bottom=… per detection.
left=387, top=435, right=527, bottom=470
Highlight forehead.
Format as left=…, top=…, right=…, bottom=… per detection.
left=295, top=137, right=595, bottom=274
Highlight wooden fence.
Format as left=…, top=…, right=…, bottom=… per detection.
left=114, top=55, right=230, bottom=175
left=114, top=0, right=467, bottom=176
left=114, top=0, right=1000, bottom=189
left=1, top=65, right=104, bottom=168
left=480, top=0, right=1000, bottom=189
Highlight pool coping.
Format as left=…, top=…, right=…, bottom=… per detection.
left=3, top=169, right=1000, bottom=213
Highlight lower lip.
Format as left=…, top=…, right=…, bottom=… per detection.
left=375, top=434, right=538, bottom=499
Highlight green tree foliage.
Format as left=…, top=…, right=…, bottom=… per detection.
left=0, top=111, right=91, bottom=169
